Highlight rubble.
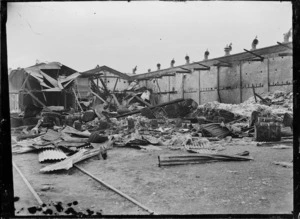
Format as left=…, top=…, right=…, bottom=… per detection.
left=38, top=149, right=67, bottom=162
left=11, top=86, right=293, bottom=177
left=40, top=148, right=103, bottom=172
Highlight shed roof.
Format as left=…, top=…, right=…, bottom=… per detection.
left=130, top=42, right=293, bottom=80
left=79, top=65, right=131, bottom=80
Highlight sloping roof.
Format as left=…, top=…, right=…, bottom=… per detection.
left=79, top=65, right=131, bottom=80
left=9, top=62, right=79, bottom=92
left=130, top=42, right=293, bottom=80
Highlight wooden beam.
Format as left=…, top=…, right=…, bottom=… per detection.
left=196, top=63, right=210, bottom=68
left=252, top=84, right=257, bottom=103
left=112, top=78, right=119, bottom=93
left=116, top=98, right=185, bottom=118
left=90, top=79, right=103, bottom=96
left=24, top=89, right=46, bottom=108
left=213, top=63, right=232, bottom=68
left=278, top=52, right=293, bottom=56
left=134, top=94, right=152, bottom=107
left=155, top=78, right=162, bottom=98
left=90, top=90, right=107, bottom=104
left=243, top=49, right=264, bottom=60
left=20, top=73, right=30, bottom=90
left=72, top=88, right=83, bottom=112
left=111, top=93, right=121, bottom=108
left=176, top=71, right=191, bottom=73
left=180, top=67, right=191, bottom=72
left=74, top=165, right=156, bottom=215
left=99, top=78, right=110, bottom=96
left=276, top=42, right=293, bottom=50
left=193, top=68, right=210, bottom=71
left=217, top=66, right=222, bottom=103
left=13, top=162, right=44, bottom=205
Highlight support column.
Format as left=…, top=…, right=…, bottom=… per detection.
left=267, top=58, right=270, bottom=92
left=239, top=61, right=243, bottom=103
left=181, top=74, right=185, bottom=99
left=168, top=76, right=170, bottom=102
left=217, top=66, right=220, bottom=103
left=198, top=70, right=201, bottom=105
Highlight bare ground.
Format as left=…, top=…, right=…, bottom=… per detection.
left=13, top=139, right=293, bottom=215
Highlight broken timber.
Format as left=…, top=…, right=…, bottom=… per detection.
left=115, top=98, right=185, bottom=118
left=213, top=60, right=232, bottom=67
left=158, top=153, right=253, bottom=167
left=194, top=63, right=210, bottom=71
left=252, top=85, right=271, bottom=106
left=13, top=162, right=44, bottom=205
left=243, top=49, right=264, bottom=61
left=276, top=42, right=293, bottom=50
left=74, top=165, right=156, bottom=215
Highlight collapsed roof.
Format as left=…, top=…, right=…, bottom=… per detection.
left=9, top=62, right=79, bottom=92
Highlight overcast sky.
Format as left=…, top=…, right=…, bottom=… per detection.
left=7, top=1, right=292, bottom=74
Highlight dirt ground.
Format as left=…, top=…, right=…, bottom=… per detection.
left=13, top=138, right=293, bottom=215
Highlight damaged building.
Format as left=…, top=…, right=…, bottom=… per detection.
left=10, top=38, right=294, bottom=215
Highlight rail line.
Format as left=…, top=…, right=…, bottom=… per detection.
left=13, top=161, right=156, bottom=215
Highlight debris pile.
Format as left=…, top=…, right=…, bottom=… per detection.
left=11, top=90, right=293, bottom=171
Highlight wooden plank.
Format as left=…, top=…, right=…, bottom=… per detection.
left=72, top=88, right=83, bottom=112
left=243, top=49, right=264, bottom=60
left=112, top=93, right=121, bottom=108
left=133, top=94, right=152, bottom=107
left=252, top=84, right=257, bottom=102
left=74, top=165, right=156, bottom=215
left=90, top=90, right=107, bottom=104
left=116, top=98, right=184, bottom=118
left=24, top=89, right=46, bottom=108
left=13, top=162, right=44, bottom=205
left=99, top=77, right=110, bottom=96
left=112, top=78, right=119, bottom=93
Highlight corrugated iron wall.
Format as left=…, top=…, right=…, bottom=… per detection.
left=138, top=45, right=292, bottom=105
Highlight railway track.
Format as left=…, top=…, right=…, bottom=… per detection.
left=13, top=161, right=156, bottom=215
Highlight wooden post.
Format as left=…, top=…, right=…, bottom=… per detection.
left=168, top=76, right=171, bottom=102
left=24, top=89, right=46, bottom=107
left=112, top=78, right=119, bottom=93
left=63, top=90, right=67, bottom=109
left=267, top=58, right=270, bottom=92
left=99, top=77, right=109, bottom=96
left=90, top=90, right=107, bottom=104
left=198, top=70, right=201, bottom=105
left=181, top=74, right=185, bottom=99
left=72, top=88, right=83, bottom=112
left=155, top=78, right=162, bottom=99
left=239, top=61, right=243, bottom=103
left=252, top=84, right=257, bottom=103
left=217, top=66, right=222, bottom=103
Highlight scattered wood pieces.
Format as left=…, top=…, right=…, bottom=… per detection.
left=61, top=133, right=89, bottom=143
left=16, top=133, right=42, bottom=141
left=200, top=123, right=231, bottom=138
left=57, top=141, right=89, bottom=148
left=257, top=140, right=292, bottom=146
left=271, top=145, right=292, bottom=149
left=41, top=129, right=61, bottom=141
left=273, top=161, right=293, bottom=168
left=62, top=126, right=91, bottom=137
